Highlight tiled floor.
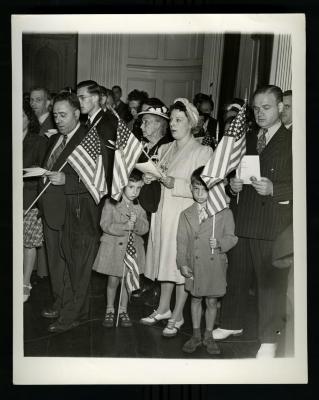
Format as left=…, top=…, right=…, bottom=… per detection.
left=23, top=271, right=282, bottom=359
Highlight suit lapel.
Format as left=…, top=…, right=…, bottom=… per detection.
left=91, top=110, right=104, bottom=126
left=260, top=125, right=286, bottom=161
left=184, top=204, right=200, bottom=233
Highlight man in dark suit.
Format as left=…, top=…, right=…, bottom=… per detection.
left=282, top=89, right=292, bottom=131
left=76, top=80, right=118, bottom=193
left=39, top=92, right=103, bottom=332
left=213, top=85, right=292, bottom=358
left=112, top=85, right=131, bottom=122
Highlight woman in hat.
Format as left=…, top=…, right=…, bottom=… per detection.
left=140, top=98, right=213, bottom=337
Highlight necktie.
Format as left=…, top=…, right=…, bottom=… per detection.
left=256, top=128, right=268, bottom=154
left=199, top=206, right=208, bottom=224
left=46, top=135, right=67, bottom=170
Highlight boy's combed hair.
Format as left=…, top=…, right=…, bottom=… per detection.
left=190, top=166, right=208, bottom=188
left=129, top=169, right=143, bottom=182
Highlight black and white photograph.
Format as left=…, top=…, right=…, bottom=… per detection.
left=12, top=14, right=307, bottom=384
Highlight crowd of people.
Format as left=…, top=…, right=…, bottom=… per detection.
left=22, top=81, right=293, bottom=358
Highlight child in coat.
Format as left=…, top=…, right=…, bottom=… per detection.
left=93, top=170, right=149, bottom=328
left=176, top=166, right=238, bottom=354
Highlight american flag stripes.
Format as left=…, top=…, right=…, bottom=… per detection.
left=201, top=102, right=247, bottom=215
left=67, top=126, right=107, bottom=204
left=124, top=232, right=140, bottom=294
left=111, top=119, right=143, bottom=201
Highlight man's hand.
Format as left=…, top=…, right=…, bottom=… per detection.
left=251, top=177, right=273, bottom=196
left=180, top=265, right=193, bottom=278
left=229, top=177, right=244, bottom=194
left=45, top=171, right=66, bottom=185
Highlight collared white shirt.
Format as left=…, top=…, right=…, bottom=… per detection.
left=285, top=123, right=293, bottom=130
left=48, top=122, right=80, bottom=157
left=38, top=112, right=50, bottom=125
left=257, top=120, right=281, bottom=145
left=88, top=108, right=102, bottom=125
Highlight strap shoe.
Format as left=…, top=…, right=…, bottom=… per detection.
left=162, top=318, right=184, bottom=337
left=140, top=309, right=172, bottom=326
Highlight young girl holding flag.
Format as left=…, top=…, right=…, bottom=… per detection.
left=93, top=169, right=149, bottom=328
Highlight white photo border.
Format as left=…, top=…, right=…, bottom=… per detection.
left=12, top=13, right=307, bottom=384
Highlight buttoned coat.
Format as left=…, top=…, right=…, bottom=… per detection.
left=177, top=204, right=238, bottom=297
left=93, top=198, right=149, bottom=277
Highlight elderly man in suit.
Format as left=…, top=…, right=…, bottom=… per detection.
left=29, top=87, right=55, bottom=279
left=76, top=80, right=118, bottom=193
left=39, top=92, right=104, bottom=332
left=213, top=85, right=292, bottom=358
left=30, top=87, right=56, bottom=137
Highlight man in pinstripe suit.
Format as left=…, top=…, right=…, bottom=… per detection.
left=213, top=85, right=293, bottom=358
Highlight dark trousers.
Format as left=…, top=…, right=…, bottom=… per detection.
left=220, top=237, right=290, bottom=343
left=43, top=221, right=68, bottom=312
left=43, top=196, right=100, bottom=324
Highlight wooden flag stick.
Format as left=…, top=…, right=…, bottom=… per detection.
left=23, top=160, right=68, bottom=216
left=116, top=231, right=130, bottom=328
left=211, top=214, right=216, bottom=255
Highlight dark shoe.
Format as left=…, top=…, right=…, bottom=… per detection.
left=41, top=308, right=59, bottom=319
left=48, top=320, right=79, bottom=333
left=182, top=336, right=202, bottom=353
left=119, top=312, right=133, bottom=328
left=102, top=311, right=115, bottom=328
left=204, top=337, right=221, bottom=355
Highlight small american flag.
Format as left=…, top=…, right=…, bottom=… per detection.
left=201, top=102, right=247, bottom=215
left=111, top=119, right=143, bottom=201
left=67, top=126, right=107, bottom=204
left=124, top=232, right=140, bottom=294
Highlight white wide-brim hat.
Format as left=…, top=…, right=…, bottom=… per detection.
left=138, top=105, right=169, bottom=120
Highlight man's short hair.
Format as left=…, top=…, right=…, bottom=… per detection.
left=53, top=92, right=81, bottom=111
left=30, top=87, right=51, bottom=100
left=283, top=89, right=292, bottom=97
left=253, top=85, right=283, bottom=104
left=128, top=169, right=143, bottom=182
left=193, top=93, right=214, bottom=111
left=77, top=80, right=101, bottom=96
left=190, top=166, right=208, bottom=188
left=112, top=85, right=122, bottom=93
left=127, top=89, right=149, bottom=103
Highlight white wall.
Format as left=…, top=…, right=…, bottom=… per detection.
left=269, top=34, right=292, bottom=91
left=77, top=33, right=224, bottom=112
